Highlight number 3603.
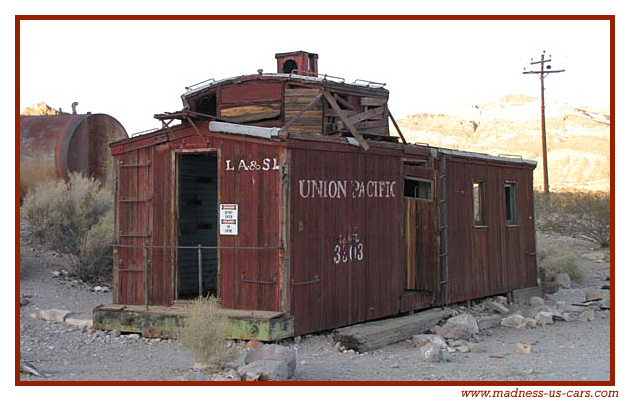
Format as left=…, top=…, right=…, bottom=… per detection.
left=333, top=243, right=364, bottom=264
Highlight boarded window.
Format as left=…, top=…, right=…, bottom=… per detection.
left=505, top=182, right=518, bottom=224
left=473, top=181, right=484, bottom=226
left=404, top=178, right=432, bottom=200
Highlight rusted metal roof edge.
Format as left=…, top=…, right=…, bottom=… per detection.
left=182, top=72, right=389, bottom=99
left=438, top=148, right=537, bottom=167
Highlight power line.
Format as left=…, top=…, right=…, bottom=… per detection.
left=523, top=51, right=565, bottom=194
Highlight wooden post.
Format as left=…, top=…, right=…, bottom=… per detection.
left=386, top=106, right=407, bottom=144
left=197, top=244, right=203, bottom=298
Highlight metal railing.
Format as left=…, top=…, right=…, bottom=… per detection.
left=104, top=243, right=282, bottom=310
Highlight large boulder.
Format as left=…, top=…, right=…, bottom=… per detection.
left=433, top=313, right=479, bottom=340
left=244, top=344, right=297, bottom=378
left=237, top=359, right=289, bottom=381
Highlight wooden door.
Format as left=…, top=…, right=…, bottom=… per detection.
left=403, top=177, right=438, bottom=297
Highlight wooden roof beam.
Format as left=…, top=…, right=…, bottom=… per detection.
left=323, top=91, right=369, bottom=151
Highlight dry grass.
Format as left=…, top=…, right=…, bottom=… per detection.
left=535, top=191, right=610, bottom=248
left=536, top=233, right=584, bottom=284
left=178, top=296, right=235, bottom=368
left=21, top=173, right=114, bottom=284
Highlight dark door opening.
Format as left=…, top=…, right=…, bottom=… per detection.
left=403, top=177, right=437, bottom=295
left=177, top=152, right=218, bottom=299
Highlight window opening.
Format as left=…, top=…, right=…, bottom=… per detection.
left=282, top=59, right=298, bottom=74
left=473, top=181, right=484, bottom=226
left=404, top=178, right=432, bottom=200
left=197, top=93, right=217, bottom=116
left=505, top=182, right=518, bottom=224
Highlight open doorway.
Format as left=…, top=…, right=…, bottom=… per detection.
left=176, top=152, right=218, bottom=299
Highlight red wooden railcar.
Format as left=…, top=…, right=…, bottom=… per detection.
left=94, top=52, right=538, bottom=338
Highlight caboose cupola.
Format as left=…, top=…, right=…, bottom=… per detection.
left=275, top=51, right=319, bottom=75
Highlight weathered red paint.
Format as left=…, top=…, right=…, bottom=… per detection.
left=108, top=59, right=538, bottom=337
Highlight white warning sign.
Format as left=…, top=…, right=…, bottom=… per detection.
left=220, top=204, right=238, bottom=235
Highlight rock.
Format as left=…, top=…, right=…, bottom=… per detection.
left=581, top=252, right=605, bottom=261
left=237, top=359, right=289, bottom=381
left=524, top=318, right=538, bottom=328
left=600, top=296, right=610, bottom=310
left=579, top=309, right=596, bottom=322
left=477, top=315, right=502, bottom=330
left=20, top=297, right=30, bottom=306
left=245, top=340, right=262, bottom=349
left=93, top=286, right=110, bottom=292
left=51, top=271, right=62, bottom=278
left=601, top=284, right=610, bottom=290
left=585, top=291, right=604, bottom=302
left=558, top=304, right=587, bottom=313
left=419, top=343, right=444, bottom=362
left=494, top=295, right=508, bottom=305
left=20, top=360, right=44, bottom=377
left=37, top=309, right=72, bottom=323
left=412, top=334, right=447, bottom=348
left=208, top=368, right=242, bottom=381
left=535, top=311, right=554, bottom=325
left=456, top=345, right=470, bottom=353
left=556, top=273, right=571, bottom=289
left=488, top=301, right=510, bottom=315
left=501, top=314, right=526, bottom=329
left=244, top=344, right=296, bottom=378
left=434, top=313, right=479, bottom=340
left=529, top=296, right=545, bottom=308
left=65, top=317, right=92, bottom=328
left=516, top=342, right=532, bottom=355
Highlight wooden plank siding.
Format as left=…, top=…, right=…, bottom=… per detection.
left=288, top=143, right=403, bottom=335
left=112, top=123, right=286, bottom=312
left=283, top=88, right=323, bottom=133
left=445, top=156, right=537, bottom=304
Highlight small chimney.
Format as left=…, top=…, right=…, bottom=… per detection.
left=275, top=51, right=318, bottom=76
left=71, top=102, right=79, bottom=114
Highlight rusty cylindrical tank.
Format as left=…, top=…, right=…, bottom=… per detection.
left=20, top=113, right=128, bottom=199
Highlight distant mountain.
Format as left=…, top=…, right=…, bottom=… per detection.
left=397, top=95, right=610, bottom=192
left=21, top=102, right=64, bottom=116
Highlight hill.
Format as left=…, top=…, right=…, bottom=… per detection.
left=396, top=95, right=610, bottom=192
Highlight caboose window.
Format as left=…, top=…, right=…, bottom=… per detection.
left=505, top=182, right=518, bottom=224
left=404, top=178, right=432, bottom=200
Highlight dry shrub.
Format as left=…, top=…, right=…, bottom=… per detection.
left=178, top=296, right=235, bottom=368
left=536, top=233, right=583, bottom=283
left=21, top=173, right=114, bottom=283
left=535, top=191, right=610, bottom=247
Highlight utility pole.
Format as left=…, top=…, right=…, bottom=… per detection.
left=523, top=51, right=565, bottom=194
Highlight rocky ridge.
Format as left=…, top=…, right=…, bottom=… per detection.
left=396, top=95, right=610, bottom=192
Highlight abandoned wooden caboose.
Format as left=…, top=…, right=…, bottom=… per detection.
left=93, top=51, right=538, bottom=340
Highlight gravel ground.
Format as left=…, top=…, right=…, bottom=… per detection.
left=18, top=226, right=612, bottom=382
